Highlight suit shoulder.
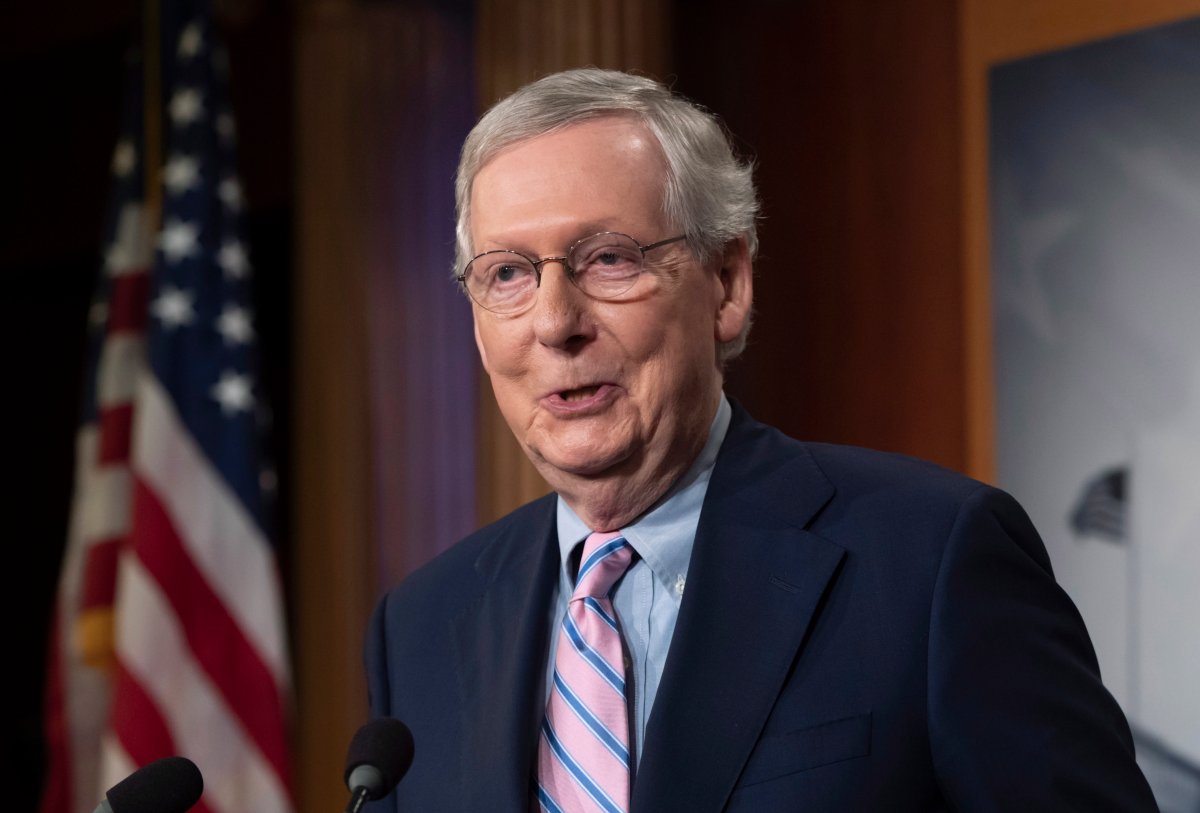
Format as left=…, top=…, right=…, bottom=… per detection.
left=721, top=405, right=1013, bottom=537
left=724, top=402, right=990, bottom=507
left=794, top=441, right=1039, bottom=564
left=802, top=441, right=985, bottom=502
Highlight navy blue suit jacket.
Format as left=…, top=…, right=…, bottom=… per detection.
left=365, top=403, right=1157, bottom=811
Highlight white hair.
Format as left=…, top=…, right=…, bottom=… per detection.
left=454, top=68, right=759, bottom=361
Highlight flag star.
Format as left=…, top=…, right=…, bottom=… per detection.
left=178, top=22, right=203, bottom=58
left=111, top=140, right=137, bottom=177
left=159, top=218, right=201, bottom=262
left=217, top=240, right=250, bottom=279
left=216, top=304, right=255, bottom=345
left=216, top=112, right=236, bottom=144
left=211, top=370, right=254, bottom=415
left=163, top=154, right=201, bottom=195
left=150, top=286, right=196, bottom=329
left=218, top=177, right=243, bottom=211
left=169, top=87, right=205, bottom=126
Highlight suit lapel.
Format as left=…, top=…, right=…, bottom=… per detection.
left=451, top=496, right=560, bottom=812
left=632, top=406, right=846, bottom=813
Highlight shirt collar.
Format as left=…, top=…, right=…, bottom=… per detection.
left=556, top=393, right=732, bottom=590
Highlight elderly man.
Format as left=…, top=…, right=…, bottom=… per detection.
left=364, top=69, right=1157, bottom=812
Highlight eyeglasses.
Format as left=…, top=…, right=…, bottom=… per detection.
left=457, top=231, right=687, bottom=314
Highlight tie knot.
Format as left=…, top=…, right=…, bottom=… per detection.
left=573, top=531, right=633, bottom=600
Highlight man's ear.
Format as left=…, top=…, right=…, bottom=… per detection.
left=714, top=236, right=754, bottom=344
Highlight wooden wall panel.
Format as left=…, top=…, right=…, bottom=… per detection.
left=472, top=0, right=671, bottom=523
left=674, top=0, right=968, bottom=473
left=293, top=3, right=475, bottom=811
left=293, top=9, right=376, bottom=812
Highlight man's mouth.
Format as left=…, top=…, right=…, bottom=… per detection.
left=542, top=383, right=618, bottom=414
left=560, top=385, right=601, bottom=402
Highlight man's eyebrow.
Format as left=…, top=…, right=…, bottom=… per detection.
left=480, top=222, right=628, bottom=254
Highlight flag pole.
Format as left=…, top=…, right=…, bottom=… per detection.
left=143, top=0, right=162, bottom=230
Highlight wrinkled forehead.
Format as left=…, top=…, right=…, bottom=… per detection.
left=476, top=114, right=664, bottom=185
left=468, top=117, right=670, bottom=248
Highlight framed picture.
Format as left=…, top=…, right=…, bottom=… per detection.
left=990, top=17, right=1200, bottom=810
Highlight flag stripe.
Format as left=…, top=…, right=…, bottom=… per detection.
left=79, top=538, right=122, bottom=609
left=133, top=376, right=289, bottom=683
left=108, top=668, right=218, bottom=813
left=96, top=335, right=145, bottom=408
left=107, top=272, right=151, bottom=334
left=107, top=205, right=155, bottom=276
left=54, top=427, right=118, bottom=813
left=109, top=662, right=178, bottom=766
left=115, top=556, right=290, bottom=813
left=97, top=406, right=135, bottom=464
left=75, top=465, right=132, bottom=546
left=39, top=606, right=73, bottom=813
left=98, top=738, right=136, bottom=808
left=131, top=475, right=290, bottom=781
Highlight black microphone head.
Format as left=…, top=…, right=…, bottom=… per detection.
left=343, top=718, right=415, bottom=800
left=106, top=756, right=204, bottom=813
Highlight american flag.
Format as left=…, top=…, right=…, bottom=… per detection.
left=1070, top=465, right=1129, bottom=543
left=41, top=4, right=293, bottom=813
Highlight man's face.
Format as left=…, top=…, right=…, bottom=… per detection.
left=468, top=116, right=751, bottom=508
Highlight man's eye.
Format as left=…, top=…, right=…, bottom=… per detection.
left=496, top=264, right=522, bottom=282
left=483, top=260, right=532, bottom=286
left=580, top=248, right=640, bottom=272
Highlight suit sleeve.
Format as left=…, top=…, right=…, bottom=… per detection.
left=365, top=592, right=393, bottom=721
left=927, top=485, right=1159, bottom=812
left=361, top=593, right=401, bottom=813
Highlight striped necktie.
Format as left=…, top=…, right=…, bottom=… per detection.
left=537, top=531, right=635, bottom=813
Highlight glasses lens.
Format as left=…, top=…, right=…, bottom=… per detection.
left=465, top=251, right=537, bottom=312
left=569, top=233, right=644, bottom=300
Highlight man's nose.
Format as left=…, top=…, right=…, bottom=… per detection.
left=530, top=259, right=590, bottom=348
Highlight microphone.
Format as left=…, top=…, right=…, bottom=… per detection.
left=343, top=718, right=415, bottom=813
left=94, top=756, right=204, bottom=813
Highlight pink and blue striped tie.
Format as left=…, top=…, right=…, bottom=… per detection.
left=538, top=531, right=635, bottom=813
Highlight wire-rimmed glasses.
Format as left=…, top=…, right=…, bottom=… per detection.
left=457, top=231, right=687, bottom=314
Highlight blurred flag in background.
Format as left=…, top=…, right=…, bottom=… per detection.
left=40, top=2, right=292, bottom=812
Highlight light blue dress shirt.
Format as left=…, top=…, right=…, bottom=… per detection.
left=546, top=394, right=732, bottom=767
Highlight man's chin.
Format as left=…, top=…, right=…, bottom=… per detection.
left=527, top=441, right=635, bottom=484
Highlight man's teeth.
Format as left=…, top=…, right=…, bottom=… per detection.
left=562, top=385, right=600, bottom=401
